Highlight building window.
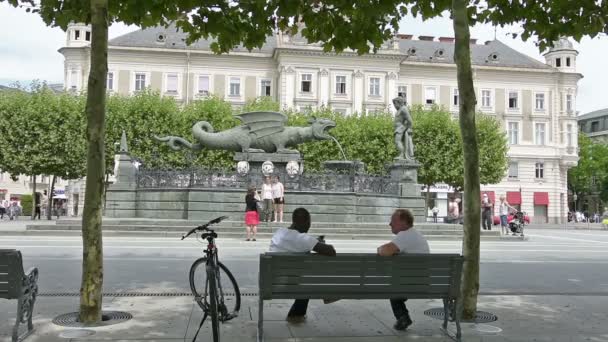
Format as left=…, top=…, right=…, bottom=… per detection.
left=135, top=73, right=146, bottom=91
left=566, top=94, right=573, bottom=112
left=452, top=88, right=459, bottom=107
left=535, top=123, right=546, bottom=145
left=566, top=124, right=573, bottom=146
left=166, top=73, right=178, bottom=94
left=508, top=122, right=519, bottom=145
left=260, top=79, right=271, bottom=96
left=566, top=57, right=571, bottom=67
left=481, top=89, right=491, bottom=108
left=425, top=87, right=437, bottom=105
left=301, top=74, right=312, bottom=93
left=508, top=162, right=518, bottom=179
left=335, top=76, right=346, bottom=94
left=85, top=31, right=91, bottom=41
left=106, top=72, right=114, bottom=91
left=369, top=77, right=380, bottom=96
left=397, top=85, right=407, bottom=101
left=74, top=30, right=80, bottom=40
left=535, top=93, right=545, bottom=111
left=508, top=91, right=518, bottom=109
left=229, top=77, right=240, bottom=96
left=535, top=162, right=544, bottom=179
left=556, top=58, right=561, bottom=67
left=198, top=75, right=210, bottom=95
left=591, top=121, right=600, bottom=132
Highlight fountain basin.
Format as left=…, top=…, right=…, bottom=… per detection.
left=322, top=160, right=365, bottom=174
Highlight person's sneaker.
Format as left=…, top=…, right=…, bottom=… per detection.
left=246, top=238, right=251, bottom=241
left=286, top=315, right=306, bottom=324
left=252, top=238, right=257, bottom=241
left=393, top=315, right=413, bottom=330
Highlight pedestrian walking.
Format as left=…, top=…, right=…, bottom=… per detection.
left=0, top=199, right=6, bottom=219
left=431, top=205, right=439, bottom=223
left=244, top=186, right=260, bottom=241
left=34, top=195, right=41, bottom=220
left=272, top=175, right=285, bottom=223
left=261, top=177, right=274, bottom=222
left=8, top=201, right=21, bottom=220
left=602, top=207, right=608, bottom=230
left=498, top=195, right=516, bottom=235
left=481, top=193, right=493, bottom=230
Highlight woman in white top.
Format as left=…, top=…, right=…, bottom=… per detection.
left=498, top=195, right=516, bottom=235
left=261, top=177, right=274, bottom=222
left=272, top=175, right=285, bottom=223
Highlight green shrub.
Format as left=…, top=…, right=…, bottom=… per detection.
left=20, top=194, right=32, bottom=216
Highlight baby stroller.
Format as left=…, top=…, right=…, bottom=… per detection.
left=509, top=211, right=526, bottom=237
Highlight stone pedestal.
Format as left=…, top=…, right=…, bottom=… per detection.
left=105, top=152, right=138, bottom=218
left=388, top=158, right=421, bottom=197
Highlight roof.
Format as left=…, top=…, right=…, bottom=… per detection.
left=109, top=24, right=551, bottom=70
left=578, top=108, right=608, bottom=121
left=109, top=23, right=276, bottom=54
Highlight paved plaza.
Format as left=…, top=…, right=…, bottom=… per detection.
left=2, top=226, right=608, bottom=341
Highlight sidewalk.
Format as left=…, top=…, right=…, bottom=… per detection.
left=2, top=294, right=607, bottom=341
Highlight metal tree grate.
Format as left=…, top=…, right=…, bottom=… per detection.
left=423, top=308, right=498, bottom=324
left=52, top=311, right=133, bottom=327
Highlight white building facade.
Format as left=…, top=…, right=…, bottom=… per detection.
left=60, top=24, right=581, bottom=223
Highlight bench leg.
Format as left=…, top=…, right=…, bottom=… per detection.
left=28, top=292, right=37, bottom=331
left=12, top=297, right=23, bottom=342
left=454, top=298, right=462, bottom=342
left=257, top=298, right=263, bottom=342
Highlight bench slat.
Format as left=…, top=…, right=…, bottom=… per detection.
left=271, top=275, right=451, bottom=286
left=271, top=268, right=452, bottom=277
left=267, top=293, right=450, bottom=300
left=270, top=284, right=450, bottom=294
left=0, top=273, right=10, bottom=282
left=269, top=260, right=453, bottom=269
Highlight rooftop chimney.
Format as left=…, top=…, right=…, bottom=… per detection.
left=396, top=34, right=413, bottom=40
left=418, top=35, right=435, bottom=41
left=438, top=37, right=455, bottom=43
left=470, top=38, right=477, bottom=45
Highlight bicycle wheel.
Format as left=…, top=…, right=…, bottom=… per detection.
left=189, top=257, right=241, bottom=317
left=208, top=269, right=220, bottom=342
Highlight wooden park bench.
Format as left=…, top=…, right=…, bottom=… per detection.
left=258, top=253, right=464, bottom=342
left=1, top=250, right=39, bottom=342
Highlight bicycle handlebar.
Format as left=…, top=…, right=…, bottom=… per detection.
left=181, top=216, right=229, bottom=240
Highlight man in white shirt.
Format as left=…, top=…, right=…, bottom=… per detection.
left=377, top=209, right=430, bottom=331
left=269, top=207, right=336, bottom=323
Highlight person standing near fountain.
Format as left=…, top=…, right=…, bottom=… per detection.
left=244, top=186, right=260, bottom=241
left=272, top=175, right=285, bottom=223
left=392, top=95, right=414, bottom=160
left=261, top=177, right=274, bottom=222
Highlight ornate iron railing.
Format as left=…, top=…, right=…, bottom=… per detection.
left=136, top=168, right=398, bottom=194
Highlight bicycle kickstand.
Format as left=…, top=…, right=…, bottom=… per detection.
left=191, top=311, right=208, bottom=342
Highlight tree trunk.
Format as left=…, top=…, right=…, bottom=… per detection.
left=79, top=0, right=108, bottom=324
left=425, top=184, right=431, bottom=216
left=46, top=175, right=56, bottom=220
left=31, top=175, right=36, bottom=220
left=452, top=0, right=481, bottom=320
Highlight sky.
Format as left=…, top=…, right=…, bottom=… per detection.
left=1, top=3, right=607, bottom=114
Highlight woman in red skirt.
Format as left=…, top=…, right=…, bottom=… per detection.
left=244, top=186, right=260, bottom=241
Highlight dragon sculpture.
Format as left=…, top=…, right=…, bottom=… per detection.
left=154, top=111, right=336, bottom=153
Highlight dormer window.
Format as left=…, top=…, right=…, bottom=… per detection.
left=556, top=58, right=561, bottom=67
left=85, top=31, right=91, bottom=41
left=488, top=52, right=499, bottom=62
left=434, top=48, right=445, bottom=58
left=566, top=57, right=571, bottom=67
left=74, top=30, right=80, bottom=40
left=156, top=33, right=166, bottom=43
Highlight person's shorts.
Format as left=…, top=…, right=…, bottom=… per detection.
left=500, top=215, right=508, bottom=227
left=273, top=197, right=284, bottom=204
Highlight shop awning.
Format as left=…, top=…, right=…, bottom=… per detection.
left=534, top=192, right=549, bottom=205
left=506, top=191, right=521, bottom=205
left=481, top=191, right=495, bottom=204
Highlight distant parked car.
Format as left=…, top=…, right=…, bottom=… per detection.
left=493, top=213, right=530, bottom=226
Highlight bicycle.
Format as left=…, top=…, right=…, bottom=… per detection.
left=182, top=216, right=241, bottom=342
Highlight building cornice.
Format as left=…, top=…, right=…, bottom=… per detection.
left=106, top=45, right=273, bottom=58
left=273, top=47, right=404, bottom=61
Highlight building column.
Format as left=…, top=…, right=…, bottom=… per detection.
left=352, top=70, right=364, bottom=114
left=279, top=65, right=296, bottom=110
left=386, top=72, right=398, bottom=110
left=318, top=68, right=329, bottom=108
